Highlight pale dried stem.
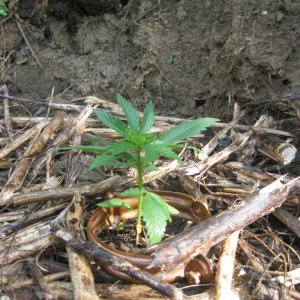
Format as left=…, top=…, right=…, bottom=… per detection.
left=180, top=115, right=269, bottom=178
left=5, top=271, right=69, bottom=290
left=0, top=176, right=130, bottom=206
left=0, top=203, right=67, bottom=238
left=215, top=231, right=240, bottom=300
left=0, top=221, right=52, bottom=266
left=27, top=257, right=54, bottom=300
left=66, top=194, right=98, bottom=300
left=1, top=85, right=13, bottom=139
left=0, top=95, right=294, bottom=136
left=256, top=135, right=297, bottom=165
left=0, top=120, right=48, bottom=159
left=238, top=239, right=265, bottom=272
left=31, top=106, right=93, bottom=181
left=14, top=14, right=42, bottom=68
left=0, top=111, right=64, bottom=201
left=65, top=110, right=89, bottom=187
left=272, top=267, right=300, bottom=288
left=272, top=208, right=300, bottom=239
left=0, top=210, right=26, bottom=222
left=199, top=109, right=245, bottom=159
left=37, top=281, right=165, bottom=300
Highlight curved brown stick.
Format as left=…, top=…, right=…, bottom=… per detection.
left=53, top=225, right=186, bottom=300
left=87, top=191, right=210, bottom=282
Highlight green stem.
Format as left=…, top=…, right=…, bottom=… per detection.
left=136, top=151, right=144, bottom=245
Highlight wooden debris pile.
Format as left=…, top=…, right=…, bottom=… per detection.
left=0, top=87, right=299, bottom=300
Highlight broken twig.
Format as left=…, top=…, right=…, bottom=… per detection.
left=147, top=177, right=300, bottom=270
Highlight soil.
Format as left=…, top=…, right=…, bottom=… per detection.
left=1, top=0, right=300, bottom=122
left=99, top=217, right=189, bottom=252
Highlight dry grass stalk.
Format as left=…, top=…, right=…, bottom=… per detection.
left=1, top=85, right=13, bottom=139
left=222, top=161, right=275, bottom=183
left=181, top=115, right=272, bottom=178
left=50, top=105, right=93, bottom=147
left=0, top=203, right=67, bottom=238
left=0, top=176, right=129, bottom=206
left=36, top=282, right=166, bottom=300
left=65, top=109, right=90, bottom=186
left=31, top=105, right=93, bottom=181
left=0, top=210, right=26, bottom=222
left=2, top=116, right=98, bottom=127
left=256, top=135, right=297, bottom=165
left=0, top=94, right=295, bottom=136
left=0, top=120, right=49, bottom=159
left=181, top=137, right=251, bottom=178
left=26, top=257, right=54, bottom=300
left=5, top=271, right=69, bottom=290
left=66, top=193, right=98, bottom=300
left=238, top=239, right=265, bottom=272
left=199, top=109, right=245, bottom=160
left=272, top=208, right=300, bottom=239
left=0, top=111, right=65, bottom=201
left=272, top=267, right=300, bottom=288
left=0, top=221, right=52, bottom=266
left=215, top=231, right=240, bottom=300
left=14, top=14, right=42, bottom=68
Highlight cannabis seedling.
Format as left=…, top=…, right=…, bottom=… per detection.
left=65, top=94, right=217, bottom=244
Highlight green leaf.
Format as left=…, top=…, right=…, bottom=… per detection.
left=119, top=188, right=146, bottom=197
left=94, top=109, right=128, bottom=137
left=144, top=165, right=159, bottom=171
left=147, top=192, right=173, bottom=221
left=159, top=118, right=218, bottom=144
left=142, top=192, right=172, bottom=244
left=158, top=144, right=181, bottom=161
left=140, top=101, right=155, bottom=133
left=82, top=136, right=106, bottom=144
left=109, top=140, right=137, bottom=156
left=166, top=203, right=180, bottom=215
left=143, top=143, right=181, bottom=165
left=117, top=94, right=140, bottom=132
left=110, top=161, right=133, bottom=168
left=97, top=198, right=131, bottom=209
left=0, top=5, right=8, bottom=16
left=89, top=154, right=116, bottom=169
left=56, top=145, right=106, bottom=153
left=120, top=152, right=138, bottom=165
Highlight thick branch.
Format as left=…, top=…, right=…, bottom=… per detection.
left=52, top=226, right=186, bottom=300
left=0, top=176, right=130, bottom=206
left=147, top=177, right=299, bottom=270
